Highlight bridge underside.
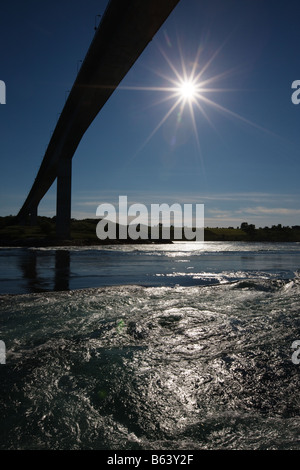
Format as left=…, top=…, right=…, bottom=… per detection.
left=17, top=0, right=180, bottom=239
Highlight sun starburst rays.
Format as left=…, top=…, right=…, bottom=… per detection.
left=118, top=37, right=270, bottom=165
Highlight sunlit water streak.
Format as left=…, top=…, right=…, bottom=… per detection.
left=0, top=242, right=300, bottom=449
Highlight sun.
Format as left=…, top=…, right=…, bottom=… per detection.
left=119, top=37, right=267, bottom=161
left=179, top=80, right=196, bottom=100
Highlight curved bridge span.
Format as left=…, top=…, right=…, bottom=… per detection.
left=17, top=0, right=180, bottom=238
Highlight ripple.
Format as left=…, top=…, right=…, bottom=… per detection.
left=1, top=281, right=300, bottom=449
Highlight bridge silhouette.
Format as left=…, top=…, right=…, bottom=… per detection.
left=17, top=0, right=180, bottom=239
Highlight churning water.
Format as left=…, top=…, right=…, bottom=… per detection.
left=0, top=242, right=300, bottom=449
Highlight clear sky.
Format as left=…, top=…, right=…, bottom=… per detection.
left=1, top=0, right=300, bottom=228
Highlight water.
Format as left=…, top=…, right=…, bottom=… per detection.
left=0, top=242, right=300, bottom=450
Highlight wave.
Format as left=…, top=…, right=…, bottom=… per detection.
left=1, top=259, right=300, bottom=448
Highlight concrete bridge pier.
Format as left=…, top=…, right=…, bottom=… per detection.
left=56, top=156, right=72, bottom=239
left=29, top=206, right=38, bottom=226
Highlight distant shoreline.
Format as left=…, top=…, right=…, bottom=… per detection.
left=1, top=216, right=300, bottom=246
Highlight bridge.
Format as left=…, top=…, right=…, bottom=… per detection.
left=17, top=0, right=180, bottom=239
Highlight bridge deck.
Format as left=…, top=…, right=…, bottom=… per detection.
left=17, top=0, right=180, bottom=237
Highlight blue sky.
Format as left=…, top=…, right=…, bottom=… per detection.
left=1, top=0, right=300, bottom=227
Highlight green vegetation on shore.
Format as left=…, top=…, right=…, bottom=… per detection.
left=1, top=216, right=300, bottom=246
